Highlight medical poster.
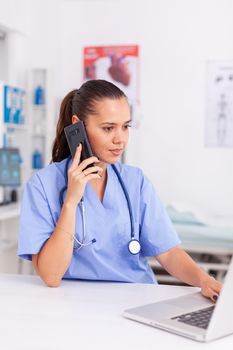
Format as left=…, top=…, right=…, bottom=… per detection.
left=83, top=45, right=139, bottom=126
left=205, top=61, right=233, bottom=147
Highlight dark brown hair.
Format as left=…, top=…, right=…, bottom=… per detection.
left=51, top=79, right=127, bottom=162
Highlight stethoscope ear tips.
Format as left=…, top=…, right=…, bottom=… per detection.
left=128, top=239, right=141, bottom=255
left=92, top=238, right=97, bottom=243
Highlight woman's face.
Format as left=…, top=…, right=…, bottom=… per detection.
left=84, top=97, right=131, bottom=164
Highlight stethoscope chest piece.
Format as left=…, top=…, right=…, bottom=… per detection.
left=128, top=239, right=141, bottom=255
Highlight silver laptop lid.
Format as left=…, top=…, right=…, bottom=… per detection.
left=205, top=257, right=233, bottom=341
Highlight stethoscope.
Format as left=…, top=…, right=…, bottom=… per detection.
left=59, top=157, right=141, bottom=255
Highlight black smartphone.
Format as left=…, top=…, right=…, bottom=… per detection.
left=64, top=121, right=95, bottom=169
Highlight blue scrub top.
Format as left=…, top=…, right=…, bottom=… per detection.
left=18, top=159, right=181, bottom=284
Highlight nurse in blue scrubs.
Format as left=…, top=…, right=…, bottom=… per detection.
left=18, top=79, right=221, bottom=301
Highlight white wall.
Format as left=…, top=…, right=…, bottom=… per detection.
left=0, top=0, right=31, bottom=34
left=0, top=0, right=60, bottom=84
left=54, top=0, right=233, bottom=225
left=0, top=0, right=32, bottom=86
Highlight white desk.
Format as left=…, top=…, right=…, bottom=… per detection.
left=0, top=274, right=232, bottom=350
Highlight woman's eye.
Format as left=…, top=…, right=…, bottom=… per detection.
left=102, top=125, right=131, bottom=132
left=103, top=127, right=113, bottom=132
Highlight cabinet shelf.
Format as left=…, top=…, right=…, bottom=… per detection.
left=32, top=105, right=46, bottom=111
left=32, top=133, right=46, bottom=138
left=4, top=123, right=28, bottom=131
left=0, top=239, right=17, bottom=252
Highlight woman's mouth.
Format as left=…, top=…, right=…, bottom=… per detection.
left=109, top=149, right=123, bottom=156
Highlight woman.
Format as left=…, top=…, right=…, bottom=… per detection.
left=18, top=79, right=221, bottom=301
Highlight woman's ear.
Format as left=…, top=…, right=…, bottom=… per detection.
left=72, top=115, right=80, bottom=124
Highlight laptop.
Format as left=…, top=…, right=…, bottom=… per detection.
left=123, top=257, right=233, bottom=342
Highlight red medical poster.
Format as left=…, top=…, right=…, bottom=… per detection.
left=83, top=45, right=139, bottom=115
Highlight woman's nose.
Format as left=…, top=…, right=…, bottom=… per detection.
left=112, top=130, right=124, bottom=144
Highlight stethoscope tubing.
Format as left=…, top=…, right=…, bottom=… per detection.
left=111, top=163, right=135, bottom=239
left=59, top=157, right=139, bottom=253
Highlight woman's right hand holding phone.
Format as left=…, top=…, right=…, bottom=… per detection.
left=64, top=144, right=103, bottom=207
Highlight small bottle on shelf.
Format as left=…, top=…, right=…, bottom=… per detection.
left=34, top=85, right=45, bottom=105
left=32, top=149, right=43, bottom=169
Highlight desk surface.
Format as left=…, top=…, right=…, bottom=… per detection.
left=0, top=274, right=232, bottom=350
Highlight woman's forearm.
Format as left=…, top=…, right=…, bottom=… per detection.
left=35, top=200, right=77, bottom=287
left=156, top=246, right=210, bottom=287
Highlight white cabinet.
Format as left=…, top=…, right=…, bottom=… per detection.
left=0, top=81, right=27, bottom=148
left=0, top=69, right=54, bottom=193
left=0, top=81, right=29, bottom=201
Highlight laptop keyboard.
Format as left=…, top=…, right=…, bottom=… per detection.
left=171, top=305, right=215, bottom=329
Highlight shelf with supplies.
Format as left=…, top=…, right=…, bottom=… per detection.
left=0, top=80, right=32, bottom=203
left=0, top=81, right=28, bottom=148
left=0, top=70, right=54, bottom=211
left=0, top=81, right=26, bottom=127
left=28, top=68, right=54, bottom=171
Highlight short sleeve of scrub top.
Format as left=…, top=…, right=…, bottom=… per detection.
left=18, top=172, right=56, bottom=260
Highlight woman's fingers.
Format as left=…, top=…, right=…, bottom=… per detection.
left=65, top=145, right=103, bottom=206
left=207, top=288, right=219, bottom=302
left=78, top=156, right=100, bottom=172
left=201, top=287, right=218, bottom=302
left=201, top=277, right=222, bottom=302
left=69, top=146, right=99, bottom=174
left=210, top=291, right=219, bottom=303
left=82, top=165, right=103, bottom=177
left=83, top=172, right=102, bottom=182
left=69, top=144, right=82, bottom=171
left=211, top=279, right=222, bottom=295
left=70, top=165, right=103, bottom=180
